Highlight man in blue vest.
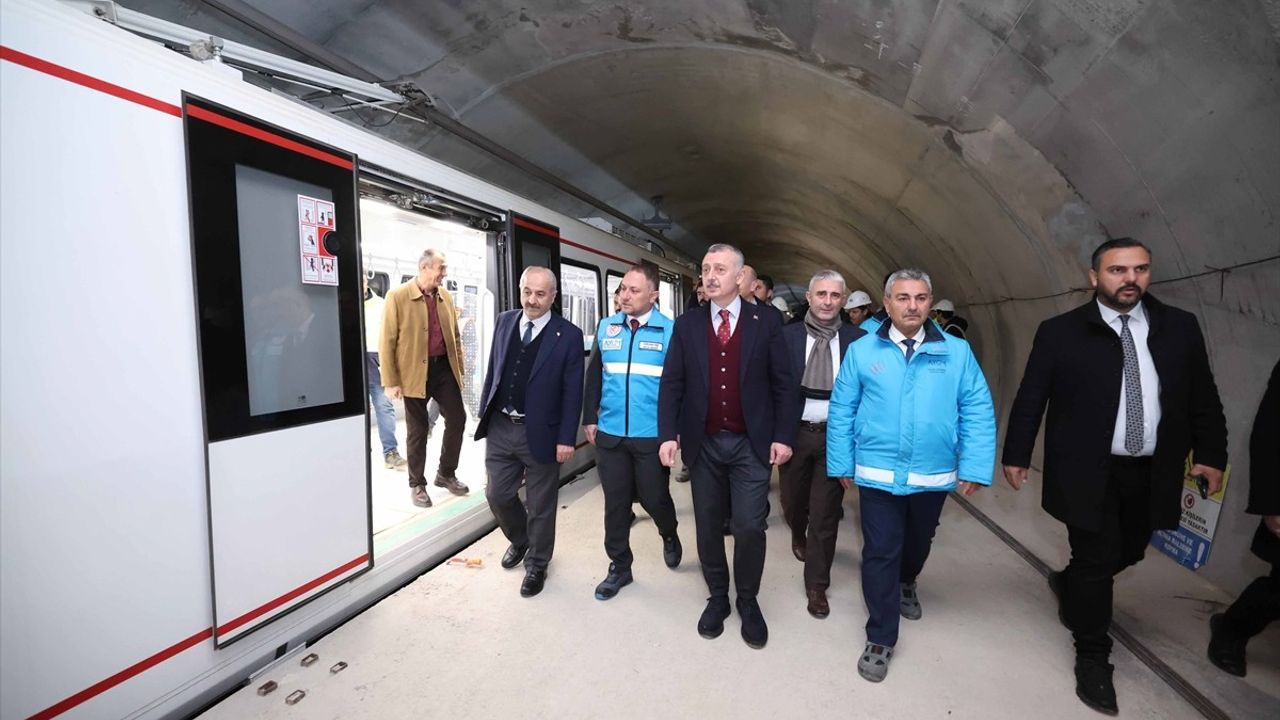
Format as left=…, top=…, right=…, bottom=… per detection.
left=583, top=263, right=682, bottom=600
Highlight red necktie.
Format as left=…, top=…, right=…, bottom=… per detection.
left=630, top=318, right=640, bottom=333
left=717, top=309, right=731, bottom=345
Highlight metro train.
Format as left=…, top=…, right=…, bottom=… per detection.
left=0, top=2, right=693, bottom=718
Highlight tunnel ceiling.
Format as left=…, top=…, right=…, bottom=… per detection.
left=124, top=0, right=1280, bottom=304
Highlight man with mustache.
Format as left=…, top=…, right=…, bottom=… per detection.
left=659, top=243, right=797, bottom=649
left=828, top=268, right=996, bottom=682
left=475, top=266, right=585, bottom=597
left=1003, top=238, right=1227, bottom=715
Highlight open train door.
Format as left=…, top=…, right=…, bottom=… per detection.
left=184, top=96, right=372, bottom=646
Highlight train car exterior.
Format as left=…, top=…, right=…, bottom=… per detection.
left=0, top=2, right=692, bottom=718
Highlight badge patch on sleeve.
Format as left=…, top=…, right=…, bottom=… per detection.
left=638, top=341, right=664, bottom=352
left=606, top=324, right=623, bottom=337
left=600, top=338, right=623, bottom=351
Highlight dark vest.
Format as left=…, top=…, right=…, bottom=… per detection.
left=500, top=319, right=546, bottom=414
left=705, top=315, right=746, bottom=435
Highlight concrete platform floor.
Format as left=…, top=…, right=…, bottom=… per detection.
left=204, top=470, right=1271, bottom=719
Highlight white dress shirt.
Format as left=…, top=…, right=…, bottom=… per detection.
left=887, top=324, right=927, bottom=358
left=628, top=308, right=654, bottom=328
left=519, top=310, right=553, bottom=342
left=1098, top=300, right=1161, bottom=456
left=709, top=296, right=742, bottom=337
left=801, top=333, right=841, bottom=422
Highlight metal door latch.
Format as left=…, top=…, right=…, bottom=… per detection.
left=256, top=681, right=277, bottom=696
left=300, top=653, right=319, bottom=667
left=329, top=661, right=348, bottom=674
left=285, top=690, right=306, bottom=705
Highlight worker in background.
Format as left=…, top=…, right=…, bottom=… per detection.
left=931, top=299, right=969, bottom=339
left=844, top=290, right=874, bottom=327
left=583, top=263, right=682, bottom=601
left=364, top=274, right=407, bottom=470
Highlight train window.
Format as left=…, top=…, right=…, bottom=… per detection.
left=606, top=271, right=624, bottom=314
left=560, top=260, right=601, bottom=353
left=366, top=271, right=389, bottom=298
left=658, top=277, right=676, bottom=320
left=507, top=213, right=562, bottom=311
left=401, top=274, right=413, bottom=284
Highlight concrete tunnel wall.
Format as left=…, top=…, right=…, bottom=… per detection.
left=122, top=0, right=1280, bottom=596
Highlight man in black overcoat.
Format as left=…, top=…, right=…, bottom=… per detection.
left=1208, top=358, right=1280, bottom=677
left=1002, top=238, right=1228, bottom=715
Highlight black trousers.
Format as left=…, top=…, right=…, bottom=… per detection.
left=484, top=414, right=561, bottom=571
left=596, top=432, right=678, bottom=570
left=404, top=356, right=466, bottom=487
left=1062, top=456, right=1154, bottom=659
left=690, top=432, right=771, bottom=599
left=778, top=424, right=845, bottom=590
left=1222, top=563, right=1280, bottom=639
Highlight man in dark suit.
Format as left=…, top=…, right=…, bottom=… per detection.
left=475, top=266, right=585, bottom=598
left=658, top=243, right=797, bottom=649
left=1208, top=358, right=1280, bottom=677
left=779, top=270, right=865, bottom=619
left=1002, top=237, right=1228, bottom=715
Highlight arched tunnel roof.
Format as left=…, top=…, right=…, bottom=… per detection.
left=127, top=0, right=1279, bottom=379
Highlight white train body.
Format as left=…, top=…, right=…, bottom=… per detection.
left=0, top=2, right=690, bottom=718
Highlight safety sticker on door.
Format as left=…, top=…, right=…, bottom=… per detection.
left=298, top=195, right=337, bottom=286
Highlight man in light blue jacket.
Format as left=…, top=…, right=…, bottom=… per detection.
left=828, top=268, right=996, bottom=683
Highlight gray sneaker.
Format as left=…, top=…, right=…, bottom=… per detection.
left=384, top=450, right=407, bottom=469
left=858, top=643, right=893, bottom=682
left=900, top=582, right=922, bottom=620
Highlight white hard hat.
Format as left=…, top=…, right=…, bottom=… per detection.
left=845, top=290, right=872, bottom=310
left=934, top=299, right=956, bottom=313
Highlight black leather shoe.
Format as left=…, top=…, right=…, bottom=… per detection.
left=501, top=543, right=528, bottom=570
left=791, top=539, right=806, bottom=563
left=1074, top=658, right=1118, bottom=715
left=806, top=588, right=830, bottom=619
left=1048, top=570, right=1069, bottom=629
left=697, top=595, right=731, bottom=639
left=1207, top=613, right=1247, bottom=677
left=663, top=534, right=682, bottom=569
left=520, top=569, right=547, bottom=597
left=736, top=597, right=768, bottom=649
left=434, top=473, right=470, bottom=496
left=594, top=563, right=633, bottom=600
left=410, top=485, right=432, bottom=508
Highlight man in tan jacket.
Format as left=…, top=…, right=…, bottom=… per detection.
left=381, top=249, right=470, bottom=507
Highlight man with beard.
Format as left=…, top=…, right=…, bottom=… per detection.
left=1003, top=237, right=1227, bottom=715
left=583, top=263, right=682, bottom=601
left=475, top=266, right=585, bottom=597
left=659, top=243, right=796, bottom=649
left=778, top=270, right=865, bottom=619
